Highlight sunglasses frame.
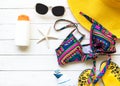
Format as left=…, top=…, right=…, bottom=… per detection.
left=35, top=3, right=65, bottom=17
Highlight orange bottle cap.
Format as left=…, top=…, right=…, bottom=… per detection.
left=18, top=15, right=29, bottom=21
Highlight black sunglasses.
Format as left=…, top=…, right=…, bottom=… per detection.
left=35, top=3, right=65, bottom=17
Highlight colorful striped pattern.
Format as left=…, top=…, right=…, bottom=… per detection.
left=56, top=12, right=117, bottom=66
left=93, top=58, right=111, bottom=84
left=80, top=12, right=117, bottom=85
left=56, top=30, right=94, bottom=65
left=56, top=33, right=82, bottom=65
left=87, top=57, right=111, bottom=84
left=80, top=12, right=117, bottom=54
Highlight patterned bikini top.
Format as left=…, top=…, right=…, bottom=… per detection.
left=54, top=13, right=117, bottom=66
left=80, top=12, right=117, bottom=54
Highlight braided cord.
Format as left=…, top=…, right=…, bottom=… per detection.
left=87, top=55, right=111, bottom=84
left=80, top=12, right=115, bottom=85
left=93, top=56, right=111, bottom=84
left=87, top=59, right=96, bottom=84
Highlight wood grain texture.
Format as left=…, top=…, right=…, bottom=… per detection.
left=0, top=0, right=119, bottom=86
left=0, top=40, right=120, bottom=54
left=0, top=71, right=80, bottom=86
left=0, top=0, right=68, bottom=8
left=0, top=55, right=119, bottom=71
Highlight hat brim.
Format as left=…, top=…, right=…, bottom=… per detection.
left=68, top=0, right=120, bottom=38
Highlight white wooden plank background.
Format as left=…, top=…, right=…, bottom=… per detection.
left=0, top=0, right=120, bottom=86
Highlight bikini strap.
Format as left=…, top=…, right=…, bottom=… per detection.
left=87, top=54, right=111, bottom=84
left=93, top=55, right=111, bottom=84
left=54, top=19, right=85, bottom=42
left=80, top=12, right=97, bottom=24
left=87, top=57, right=97, bottom=85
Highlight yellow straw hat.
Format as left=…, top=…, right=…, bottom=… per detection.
left=68, top=0, right=120, bottom=38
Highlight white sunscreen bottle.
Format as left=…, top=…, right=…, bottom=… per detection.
left=15, top=15, right=30, bottom=46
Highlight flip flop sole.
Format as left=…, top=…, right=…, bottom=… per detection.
left=100, top=61, right=120, bottom=86
left=78, top=69, right=100, bottom=86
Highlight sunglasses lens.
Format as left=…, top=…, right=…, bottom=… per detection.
left=36, top=3, right=48, bottom=15
left=52, top=6, right=65, bottom=16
